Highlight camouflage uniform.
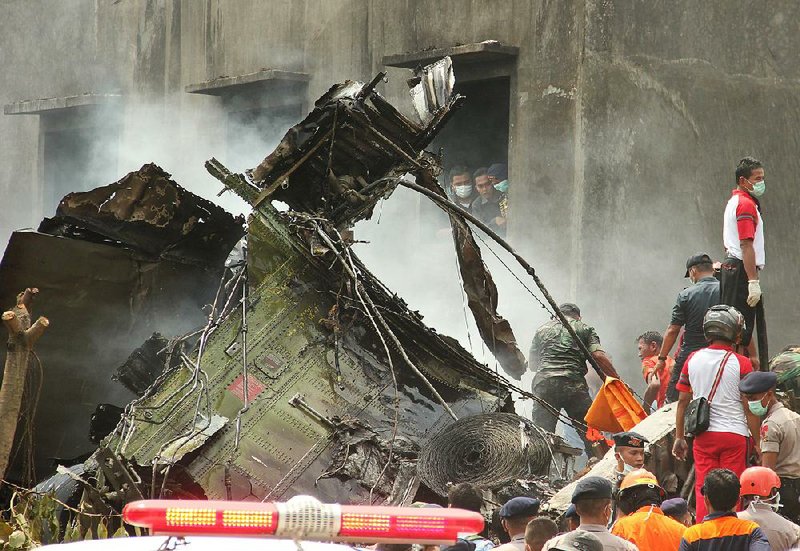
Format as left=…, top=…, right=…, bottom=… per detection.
left=529, top=319, right=603, bottom=452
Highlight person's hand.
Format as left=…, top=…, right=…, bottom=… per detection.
left=647, top=372, right=661, bottom=393
left=673, top=437, right=689, bottom=461
left=747, top=280, right=762, bottom=307
left=750, top=356, right=761, bottom=371
left=654, top=359, right=666, bottom=376
left=752, top=444, right=762, bottom=465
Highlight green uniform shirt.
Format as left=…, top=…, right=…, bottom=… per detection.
left=529, top=319, right=603, bottom=380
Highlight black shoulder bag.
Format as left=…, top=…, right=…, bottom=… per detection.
left=684, top=351, right=732, bottom=437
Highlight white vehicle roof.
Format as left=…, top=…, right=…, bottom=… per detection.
left=40, top=536, right=362, bottom=551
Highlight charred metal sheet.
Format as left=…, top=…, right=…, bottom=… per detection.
left=105, top=203, right=513, bottom=504
left=0, top=165, right=244, bottom=484
left=408, top=57, right=455, bottom=124
left=38, top=163, right=245, bottom=266
left=415, top=169, right=527, bottom=379
left=246, top=62, right=463, bottom=227
left=159, top=414, right=228, bottom=464
left=112, top=333, right=181, bottom=396
left=89, top=404, right=124, bottom=444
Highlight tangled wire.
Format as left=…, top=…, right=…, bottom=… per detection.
left=417, top=412, right=555, bottom=495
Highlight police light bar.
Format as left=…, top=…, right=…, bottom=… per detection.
left=123, top=496, right=484, bottom=544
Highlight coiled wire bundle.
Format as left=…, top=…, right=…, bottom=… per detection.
left=417, top=413, right=554, bottom=495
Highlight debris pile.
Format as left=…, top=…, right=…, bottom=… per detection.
left=0, top=57, right=579, bottom=525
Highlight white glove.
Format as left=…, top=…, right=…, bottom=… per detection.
left=747, top=280, right=762, bottom=307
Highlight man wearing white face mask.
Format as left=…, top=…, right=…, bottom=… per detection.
left=447, top=165, right=476, bottom=210
left=721, top=156, right=767, bottom=369
left=738, top=466, right=800, bottom=550
left=740, top=371, right=800, bottom=522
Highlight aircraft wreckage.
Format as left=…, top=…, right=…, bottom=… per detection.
left=0, top=58, right=585, bottom=526
left=8, top=56, right=788, bottom=539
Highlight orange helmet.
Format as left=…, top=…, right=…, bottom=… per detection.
left=619, top=468, right=666, bottom=499
left=740, top=467, right=781, bottom=497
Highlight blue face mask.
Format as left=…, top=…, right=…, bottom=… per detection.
left=748, top=398, right=768, bottom=417
left=494, top=180, right=509, bottom=193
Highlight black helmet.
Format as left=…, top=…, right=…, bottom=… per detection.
left=703, top=305, right=745, bottom=343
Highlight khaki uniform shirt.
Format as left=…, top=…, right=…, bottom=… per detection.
left=577, top=523, right=639, bottom=551
left=738, top=503, right=800, bottom=551
left=493, top=535, right=525, bottom=551
left=760, top=402, right=800, bottom=478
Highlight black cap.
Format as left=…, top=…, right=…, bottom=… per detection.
left=499, top=496, right=540, bottom=518
left=563, top=503, right=579, bottom=520
left=548, top=530, right=603, bottom=551
left=571, top=476, right=612, bottom=503
left=661, top=497, right=688, bottom=518
left=685, top=253, right=713, bottom=277
left=739, top=371, right=778, bottom=394
left=558, top=303, right=581, bottom=317
left=612, top=432, right=648, bottom=449
left=487, top=163, right=508, bottom=181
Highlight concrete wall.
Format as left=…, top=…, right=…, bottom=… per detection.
left=1, top=0, right=799, bottom=394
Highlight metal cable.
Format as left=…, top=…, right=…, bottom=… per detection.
left=417, top=412, right=554, bottom=495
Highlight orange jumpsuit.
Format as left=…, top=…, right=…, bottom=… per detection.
left=612, top=505, right=686, bottom=551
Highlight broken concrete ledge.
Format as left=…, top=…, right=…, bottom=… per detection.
left=186, top=69, right=311, bottom=96
left=4, top=93, right=122, bottom=115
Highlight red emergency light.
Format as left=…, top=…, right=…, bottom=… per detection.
left=123, top=496, right=484, bottom=544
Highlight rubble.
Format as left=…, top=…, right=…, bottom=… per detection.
left=0, top=58, right=578, bottom=530
left=0, top=167, right=244, bottom=484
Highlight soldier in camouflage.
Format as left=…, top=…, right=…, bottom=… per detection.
left=529, top=303, right=620, bottom=453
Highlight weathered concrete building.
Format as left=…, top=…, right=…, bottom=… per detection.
left=2, top=1, right=800, bottom=391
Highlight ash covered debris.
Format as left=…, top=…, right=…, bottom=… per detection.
left=39, top=163, right=245, bottom=266
left=0, top=165, right=244, bottom=485
left=1, top=58, right=578, bottom=520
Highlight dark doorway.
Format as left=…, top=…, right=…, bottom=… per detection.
left=418, top=76, right=511, bottom=235
left=433, top=76, right=510, bottom=174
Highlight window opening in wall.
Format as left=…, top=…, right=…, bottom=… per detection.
left=41, top=105, right=120, bottom=215
left=424, top=76, right=511, bottom=238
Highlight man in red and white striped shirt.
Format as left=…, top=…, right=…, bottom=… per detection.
left=721, top=156, right=766, bottom=368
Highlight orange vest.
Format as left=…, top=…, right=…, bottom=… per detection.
left=612, top=506, right=686, bottom=551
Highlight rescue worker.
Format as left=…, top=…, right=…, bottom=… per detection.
left=529, top=303, right=621, bottom=454
left=673, top=305, right=759, bottom=522
left=542, top=530, right=603, bottom=551
left=721, top=156, right=767, bottom=369
left=563, top=504, right=580, bottom=531
left=613, top=432, right=647, bottom=478
left=487, top=163, right=509, bottom=221
left=739, top=370, right=800, bottom=522
left=638, top=331, right=674, bottom=411
left=660, top=253, right=721, bottom=402
left=524, top=517, right=559, bottom=551
left=737, top=466, right=800, bottom=551
left=611, top=469, right=686, bottom=550
left=447, top=483, right=494, bottom=551
left=471, top=167, right=506, bottom=236
left=679, top=469, right=769, bottom=551
left=569, top=476, right=639, bottom=551
left=661, top=498, right=693, bottom=527
left=448, top=165, right=477, bottom=210
left=495, top=497, right=541, bottom=551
